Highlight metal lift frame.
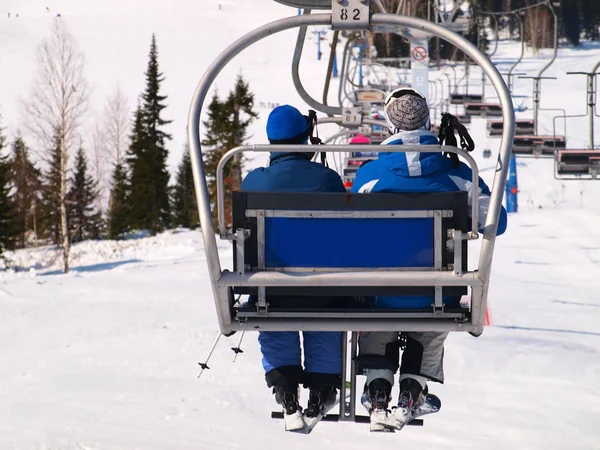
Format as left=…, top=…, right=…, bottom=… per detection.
left=187, top=10, right=515, bottom=337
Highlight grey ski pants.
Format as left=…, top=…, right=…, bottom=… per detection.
left=359, top=331, right=448, bottom=383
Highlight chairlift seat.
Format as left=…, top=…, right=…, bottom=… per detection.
left=513, top=135, right=566, bottom=149
left=487, top=119, right=533, bottom=136
left=230, top=191, right=469, bottom=328
left=556, top=150, right=600, bottom=177
left=464, top=103, right=503, bottom=117
left=450, top=94, right=483, bottom=105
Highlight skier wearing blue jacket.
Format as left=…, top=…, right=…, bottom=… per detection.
left=352, top=88, right=508, bottom=431
left=241, top=105, right=346, bottom=421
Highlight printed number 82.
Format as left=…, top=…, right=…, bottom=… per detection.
left=340, top=8, right=361, bottom=20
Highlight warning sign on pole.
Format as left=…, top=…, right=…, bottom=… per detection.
left=412, top=46, right=428, bottom=62
left=410, top=39, right=429, bottom=66
left=410, top=38, right=429, bottom=100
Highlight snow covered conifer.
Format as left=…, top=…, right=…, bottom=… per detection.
left=172, top=143, right=198, bottom=229
left=68, top=147, right=102, bottom=242
left=127, top=34, right=172, bottom=235
left=0, top=116, right=18, bottom=257
left=202, top=75, right=257, bottom=228
left=9, top=135, right=42, bottom=248
left=40, top=132, right=64, bottom=245
left=108, top=162, right=129, bottom=239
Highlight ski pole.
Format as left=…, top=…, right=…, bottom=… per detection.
left=231, top=331, right=245, bottom=362
left=197, top=331, right=222, bottom=379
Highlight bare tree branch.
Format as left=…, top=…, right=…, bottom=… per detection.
left=22, top=18, right=89, bottom=273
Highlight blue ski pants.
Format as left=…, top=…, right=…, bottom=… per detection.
left=258, top=331, right=342, bottom=374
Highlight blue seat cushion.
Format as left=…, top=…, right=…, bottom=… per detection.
left=264, top=217, right=434, bottom=268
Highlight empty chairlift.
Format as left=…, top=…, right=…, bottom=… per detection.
left=450, top=93, right=482, bottom=105
left=464, top=102, right=503, bottom=117
left=555, top=150, right=600, bottom=179
left=512, top=135, right=566, bottom=157
left=487, top=119, right=533, bottom=137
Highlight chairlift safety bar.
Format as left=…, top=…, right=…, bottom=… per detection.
left=216, top=144, right=481, bottom=238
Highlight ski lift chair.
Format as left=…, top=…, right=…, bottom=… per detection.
left=487, top=119, right=533, bottom=137
left=188, top=2, right=514, bottom=426
left=512, top=135, right=566, bottom=158
left=464, top=102, right=503, bottom=117
left=450, top=93, right=483, bottom=105
left=555, top=150, right=600, bottom=180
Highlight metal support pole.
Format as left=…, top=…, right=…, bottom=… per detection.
left=590, top=74, right=595, bottom=149
left=532, top=1, right=558, bottom=135
left=339, top=331, right=348, bottom=419
left=323, top=30, right=340, bottom=108
left=292, top=11, right=341, bottom=115
left=349, top=332, right=358, bottom=421
left=589, top=58, right=600, bottom=148
left=507, top=12, right=524, bottom=93
left=358, top=44, right=364, bottom=88
left=533, top=77, right=540, bottom=135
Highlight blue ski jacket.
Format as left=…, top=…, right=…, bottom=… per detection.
left=241, top=152, right=345, bottom=375
left=351, top=129, right=508, bottom=308
left=241, top=152, right=346, bottom=193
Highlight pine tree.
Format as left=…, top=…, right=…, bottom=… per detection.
left=202, top=75, right=257, bottom=229
left=0, top=117, right=18, bottom=257
left=8, top=136, right=42, bottom=248
left=172, top=143, right=199, bottom=229
left=562, top=0, right=581, bottom=46
left=68, top=147, right=102, bottom=243
left=225, top=76, right=259, bottom=190
left=40, top=132, right=63, bottom=245
left=202, top=92, right=227, bottom=227
left=127, top=34, right=172, bottom=235
left=108, top=162, right=129, bottom=239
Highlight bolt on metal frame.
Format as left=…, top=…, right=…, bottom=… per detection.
left=187, top=11, right=515, bottom=337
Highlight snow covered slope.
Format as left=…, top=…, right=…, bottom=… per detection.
left=1, top=211, right=600, bottom=449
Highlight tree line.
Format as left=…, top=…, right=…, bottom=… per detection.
left=371, top=0, right=600, bottom=62
left=0, top=19, right=257, bottom=272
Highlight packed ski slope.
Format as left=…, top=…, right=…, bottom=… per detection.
left=1, top=211, right=600, bottom=449
left=1, top=0, right=600, bottom=449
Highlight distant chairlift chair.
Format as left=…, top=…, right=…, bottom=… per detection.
left=487, top=119, right=534, bottom=137
left=555, top=150, right=600, bottom=179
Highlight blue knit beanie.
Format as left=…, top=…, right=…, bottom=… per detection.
left=266, top=105, right=309, bottom=143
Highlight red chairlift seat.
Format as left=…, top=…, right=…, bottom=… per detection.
left=487, top=119, right=534, bottom=137
left=512, top=135, right=566, bottom=158
left=464, top=103, right=503, bottom=117
left=450, top=93, right=483, bottom=105
left=556, top=150, right=600, bottom=177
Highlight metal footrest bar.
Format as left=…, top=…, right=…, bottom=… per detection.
left=270, top=411, right=424, bottom=426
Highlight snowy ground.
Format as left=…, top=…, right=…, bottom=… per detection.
left=1, top=211, right=600, bottom=450
left=2, top=1, right=600, bottom=449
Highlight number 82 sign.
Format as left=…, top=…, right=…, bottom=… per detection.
left=332, top=0, right=370, bottom=30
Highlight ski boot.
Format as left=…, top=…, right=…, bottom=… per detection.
left=273, top=383, right=304, bottom=431
left=304, top=385, right=337, bottom=418
left=361, top=378, right=393, bottom=432
left=387, top=376, right=431, bottom=431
